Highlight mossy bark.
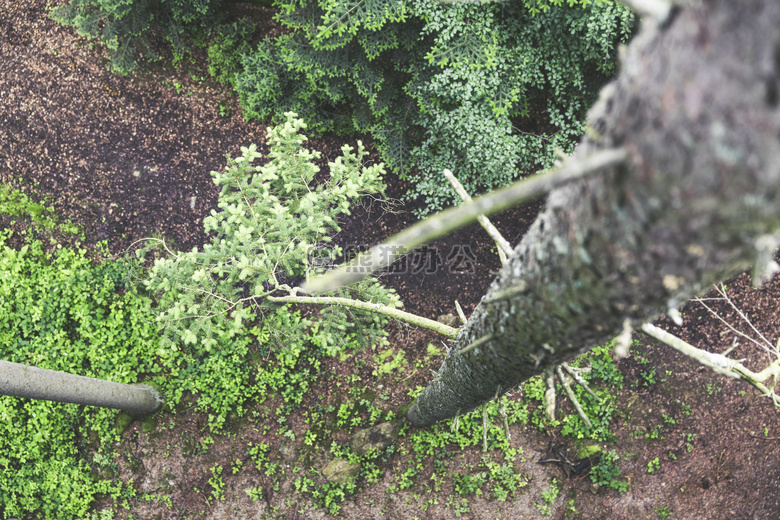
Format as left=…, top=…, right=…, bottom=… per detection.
left=0, top=360, right=163, bottom=416
left=408, top=0, right=780, bottom=427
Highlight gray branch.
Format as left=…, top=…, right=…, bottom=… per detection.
left=302, top=148, right=628, bottom=294
left=0, top=360, right=163, bottom=416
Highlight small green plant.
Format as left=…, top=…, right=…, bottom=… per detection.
left=655, top=505, right=673, bottom=518
left=141, top=113, right=397, bottom=431
left=647, top=457, right=661, bottom=474
left=247, top=442, right=270, bottom=471
left=662, top=413, right=678, bottom=426
left=208, top=464, right=225, bottom=501
left=481, top=456, right=528, bottom=500
left=590, top=449, right=629, bottom=492
left=705, top=382, right=721, bottom=397
left=535, top=478, right=560, bottom=515
left=246, top=487, right=263, bottom=502
left=684, top=433, right=697, bottom=452
left=640, top=367, right=657, bottom=387
left=0, top=183, right=81, bottom=235
left=452, top=471, right=486, bottom=496
left=646, top=425, right=665, bottom=441
left=590, top=343, right=625, bottom=387
left=372, top=348, right=408, bottom=378
left=446, top=497, right=471, bottom=518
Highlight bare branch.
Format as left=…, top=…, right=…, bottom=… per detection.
left=266, top=294, right=459, bottom=339
left=556, top=366, right=593, bottom=428
left=454, top=300, right=468, bottom=324
left=443, top=168, right=513, bottom=261
left=693, top=286, right=776, bottom=357
left=641, top=322, right=780, bottom=406
left=544, top=369, right=556, bottom=422
left=561, top=362, right=600, bottom=401
left=303, top=148, right=629, bottom=294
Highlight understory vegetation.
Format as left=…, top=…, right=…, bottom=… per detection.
left=237, top=0, right=634, bottom=214
left=51, top=0, right=634, bottom=214
left=1, top=126, right=655, bottom=517
left=0, top=2, right=690, bottom=519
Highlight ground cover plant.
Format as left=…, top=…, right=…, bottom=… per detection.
left=0, top=114, right=400, bottom=518
left=235, top=0, right=635, bottom=214
left=49, top=0, right=225, bottom=73
left=0, top=226, right=156, bottom=518
left=48, top=0, right=634, bottom=215
left=5, top=2, right=780, bottom=519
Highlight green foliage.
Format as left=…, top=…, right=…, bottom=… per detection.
left=236, top=0, right=634, bottom=214
left=0, top=232, right=157, bottom=518
left=0, top=183, right=81, bottom=235
left=590, top=343, right=625, bottom=387
left=394, top=397, right=528, bottom=500
left=524, top=343, right=623, bottom=441
left=647, top=456, right=660, bottom=474
left=141, top=113, right=399, bottom=430
left=536, top=478, right=560, bottom=515
left=590, top=449, right=629, bottom=492
left=208, top=464, right=225, bottom=501
left=372, top=347, right=408, bottom=378
left=49, top=0, right=222, bottom=73
left=453, top=471, right=486, bottom=496
left=206, top=17, right=257, bottom=87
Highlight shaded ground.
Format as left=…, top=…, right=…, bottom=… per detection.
left=2, top=2, right=780, bottom=519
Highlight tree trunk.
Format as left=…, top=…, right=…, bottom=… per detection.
left=0, top=360, right=163, bottom=416
left=408, top=0, right=780, bottom=427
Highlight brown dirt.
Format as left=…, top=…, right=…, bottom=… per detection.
left=2, top=2, right=780, bottom=519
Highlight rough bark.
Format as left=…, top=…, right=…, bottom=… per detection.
left=0, top=360, right=163, bottom=416
left=408, top=0, right=780, bottom=427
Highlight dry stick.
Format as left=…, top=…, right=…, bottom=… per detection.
left=561, top=362, right=600, bottom=400
left=302, top=148, right=629, bottom=294
left=482, top=403, right=489, bottom=452
left=641, top=323, right=780, bottom=406
left=544, top=369, right=556, bottom=421
left=499, top=395, right=511, bottom=442
left=713, top=284, right=776, bottom=354
left=267, top=294, right=459, bottom=339
left=454, top=300, right=468, bottom=325
left=556, top=365, right=593, bottom=428
left=694, top=296, right=771, bottom=353
left=443, top=168, right=513, bottom=263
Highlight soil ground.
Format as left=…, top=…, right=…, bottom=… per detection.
left=2, top=2, right=780, bottom=519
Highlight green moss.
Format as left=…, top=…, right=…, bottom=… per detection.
left=577, top=444, right=602, bottom=459
left=141, top=416, right=157, bottom=433
left=115, top=413, right=135, bottom=436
